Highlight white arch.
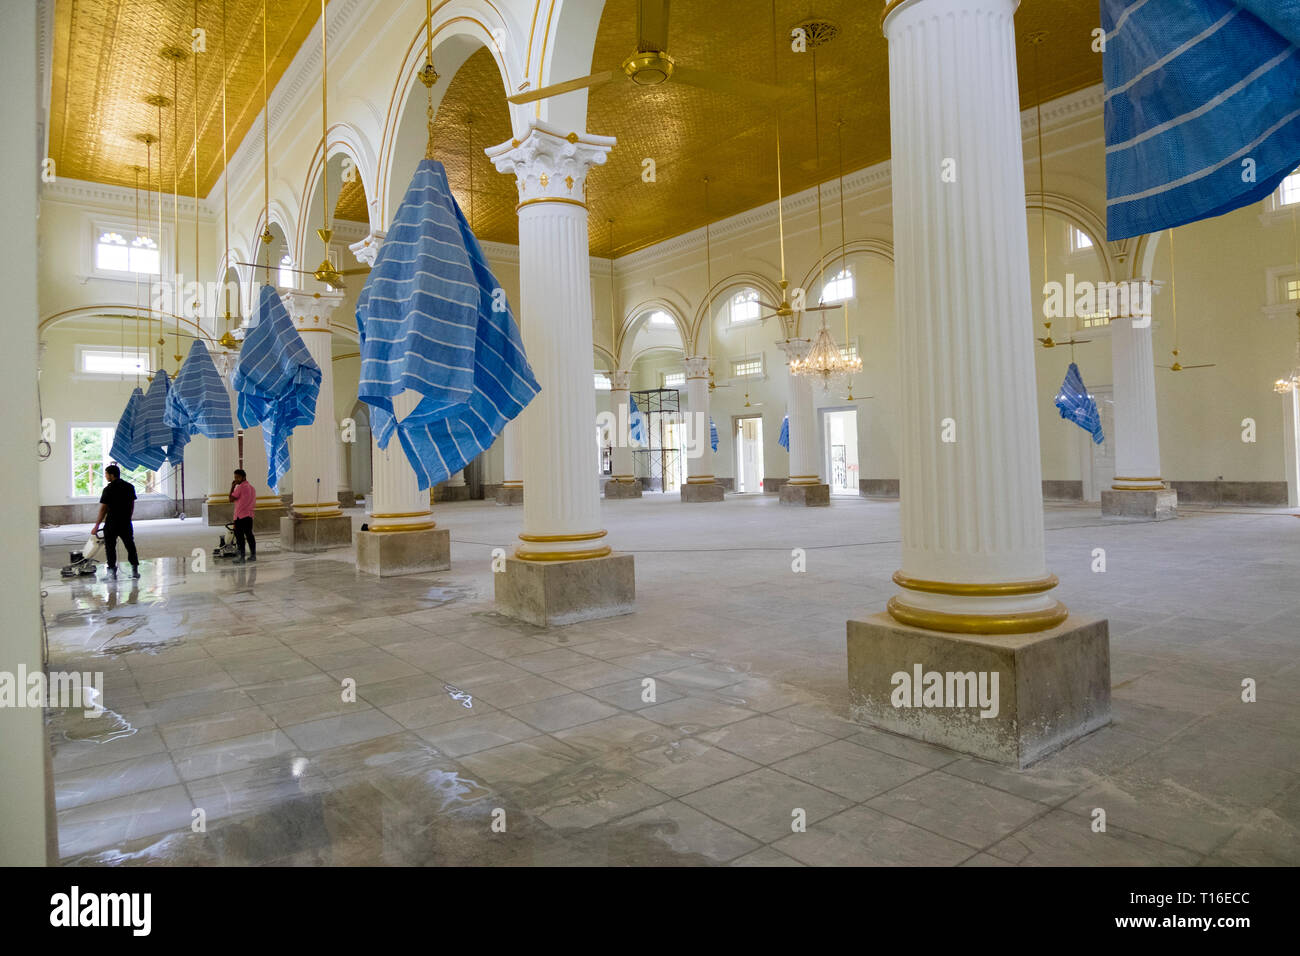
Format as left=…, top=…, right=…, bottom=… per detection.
left=620, top=297, right=688, bottom=362
left=690, top=271, right=784, bottom=350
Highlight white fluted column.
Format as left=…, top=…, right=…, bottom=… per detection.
left=683, top=357, right=716, bottom=483
left=368, top=390, right=435, bottom=532
left=608, top=369, right=635, bottom=482
left=884, top=0, right=1066, bottom=632
left=778, top=339, right=820, bottom=485
left=282, top=290, right=344, bottom=518
left=501, top=420, right=524, bottom=491
left=206, top=348, right=240, bottom=502
left=488, top=122, right=615, bottom=560
left=1110, top=282, right=1164, bottom=490
left=446, top=469, right=465, bottom=487
left=336, top=435, right=352, bottom=501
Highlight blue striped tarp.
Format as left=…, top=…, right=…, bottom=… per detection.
left=110, top=388, right=147, bottom=471
left=709, top=416, right=718, bottom=453
left=165, top=339, right=235, bottom=440
left=778, top=414, right=790, bottom=451
left=1103, top=0, right=1300, bottom=239
left=232, top=284, right=321, bottom=490
left=132, top=370, right=187, bottom=466
left=1055, top=362, right=1105, bottom=445
left=355, top=159, right=540, bottom=490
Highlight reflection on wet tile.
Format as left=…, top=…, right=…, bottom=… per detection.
left=415, top=712, right=541, bottom=757
left=171, top=730, right=300, bottom=782
left=57, top=784, right=196, bottom=858
left=281, top=711, right=403, bottom=753
left=56, top=752, right=180, bottom=810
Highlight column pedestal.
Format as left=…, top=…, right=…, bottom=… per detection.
left=1100, top=488, right=1178, bottom=520
left=604, top=479, right=642, bottom=499
left=680, top=482, right=724, bottom=502
left=356, top=528, right=450, bottom=577
left=779, top=483, right=829, bottom=507
left=437, top=470, right=472, bottom=502
left=846, top=612, right=1111, bottom=767
left=495, top=554, right=635, bottom=627
left=848, top=0, right=1109, bottom=761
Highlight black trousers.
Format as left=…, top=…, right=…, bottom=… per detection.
left=103, top=523, right=138, bottom=570
left=233, top=516, right=255, bottom=558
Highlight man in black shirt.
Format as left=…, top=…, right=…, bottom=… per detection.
left=92, top=464, right=140, bottom=579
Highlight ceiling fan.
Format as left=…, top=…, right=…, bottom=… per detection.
left=1157, top=348, right=1215, bottom=372
left=1158, top=229, right=1215, bottom=372
left=1036, top=325, right=1092, bottom=350
left=233, top=256, right=370, bottom=291
left=507, top=0, right=789, bottom=106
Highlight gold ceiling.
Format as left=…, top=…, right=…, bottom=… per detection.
left=52, top=0, right=1103, bottom=253
left=431, top=0, right=1103, bottom=257
left=48, top=0, right=324, bottom=196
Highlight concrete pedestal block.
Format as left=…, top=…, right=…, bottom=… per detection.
left=846, top=612, right=1111, bottom=768
left=680, top=482, right=725, bottom=502
left=436, top=484, right=472, bottom=503
left=339, top=490, right=357, bottom=509
left=203, top=501, right=234, bottom=526
left=780, top=483, right=830, bottom=507
left=495, top=485, right=523, bottom=506
left=495, top=553, right=635, bottom=627
left=250, top=506, right=290, bottom=533
left=355, top=528, right=450, bottom=577
left=604, top=479, right=643, bottom=499
left=279, top=514, right=353, bottom=552
left=1101, top=488, right=1178, bottom=520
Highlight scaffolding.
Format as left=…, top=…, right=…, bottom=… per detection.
left=630, top=388, right=682, bottom=493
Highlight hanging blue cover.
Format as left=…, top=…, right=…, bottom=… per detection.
left=165, top=339, right=236, bottom=440
left=1055, top=362, right=1105, bottom=445
left=629, top=394, right=646, bottom=445
left=778, top=414, right=790, bottom=451
left=132, top=369, right=187, bottom=466
left=233, top=284, right=321, bottom=490
left=1102, top=0, right=1300, bottom=240
left=110, top=388, right=147, bottom=471
left=355, top=159, right=540, bottom=490
left=709, top=416, right=718, bottom=453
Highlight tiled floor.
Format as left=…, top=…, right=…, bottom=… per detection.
left=38, top=494, right=1300, bottom=865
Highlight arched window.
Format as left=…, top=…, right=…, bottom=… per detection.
left=820, top=268, right=854, bottom=304
left=729, top=288, right=760, bottom=325
left=278, top=254, right=295, bottom=289
left=1070, top=227, right=1093, bottom=251
left=647, top=310, right=675, bottom=329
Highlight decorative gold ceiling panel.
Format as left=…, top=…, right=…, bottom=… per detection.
left=48, top=0, right=324, bottom=196
left=334, top=173, right=367, bottom=223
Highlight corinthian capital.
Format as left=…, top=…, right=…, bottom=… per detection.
left=485, top=121, right=616, bottom=208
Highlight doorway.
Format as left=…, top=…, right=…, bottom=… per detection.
left=734, top=415, right=764, bottom=493
left=822, top=408, right=859, bottom=496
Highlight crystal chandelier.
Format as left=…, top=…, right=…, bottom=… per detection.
left=790, top=318, right=862, bottom=391
left=1274, top=308, right=1300, bottom=394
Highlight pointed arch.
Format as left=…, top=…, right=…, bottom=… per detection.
left=689, top=272, right=784, bottom=352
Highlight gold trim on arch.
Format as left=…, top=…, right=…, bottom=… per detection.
left=887, top=597, right=1070, bottom=635
left=515, top=545, right=612, bottom=562
left=518, top=529, right=606, bottom=543
left=892, top=571, right=1059, bottom=597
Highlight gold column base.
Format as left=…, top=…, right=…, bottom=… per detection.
left=515, top=545, right=612, bottom=562
left=292, top=508, right=345, bottom=519
left=367, top=521, right=437, bottom=533
left=788, top=475, right=821, bottom=486
left=686, top=476, right=718, bottom=484
left=887, top=596, right=1070, bottom=635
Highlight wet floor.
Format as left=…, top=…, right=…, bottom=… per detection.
left=38, top=497, right=1300, bottom=865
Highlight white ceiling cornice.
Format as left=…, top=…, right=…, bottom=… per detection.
left=40, top=177, right=217, bottom=219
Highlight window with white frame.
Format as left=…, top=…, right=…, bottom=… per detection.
left=839, top=343, right=860, bottom=363
left=1070, top=226, right=1094, bottom=251
left=1287, top=278, right=1300, bottom=301
left=732, top=355, right=763, bottom=378
left=820, top=268, right=854, bottom=304
left=1279, top=169, right=1300, bottom=207
left=594, top=372, right=612, bottom=391
left=279, top=254, right=295, bottom=288
left=662, top=371, right=685, bottom=389
left=646, top=310, right=675, bottom=329
left=79, top=346, right=150, bottom=377
left=1077, top=311, right=1113, bottom=329
left=729, top=289, right=761, bottom=325
left=94, top=231, right=160, bottom=275
left=70, top=425, right=165, bottom=498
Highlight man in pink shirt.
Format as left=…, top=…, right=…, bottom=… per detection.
left=228, top=468, right=257, bottom=564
